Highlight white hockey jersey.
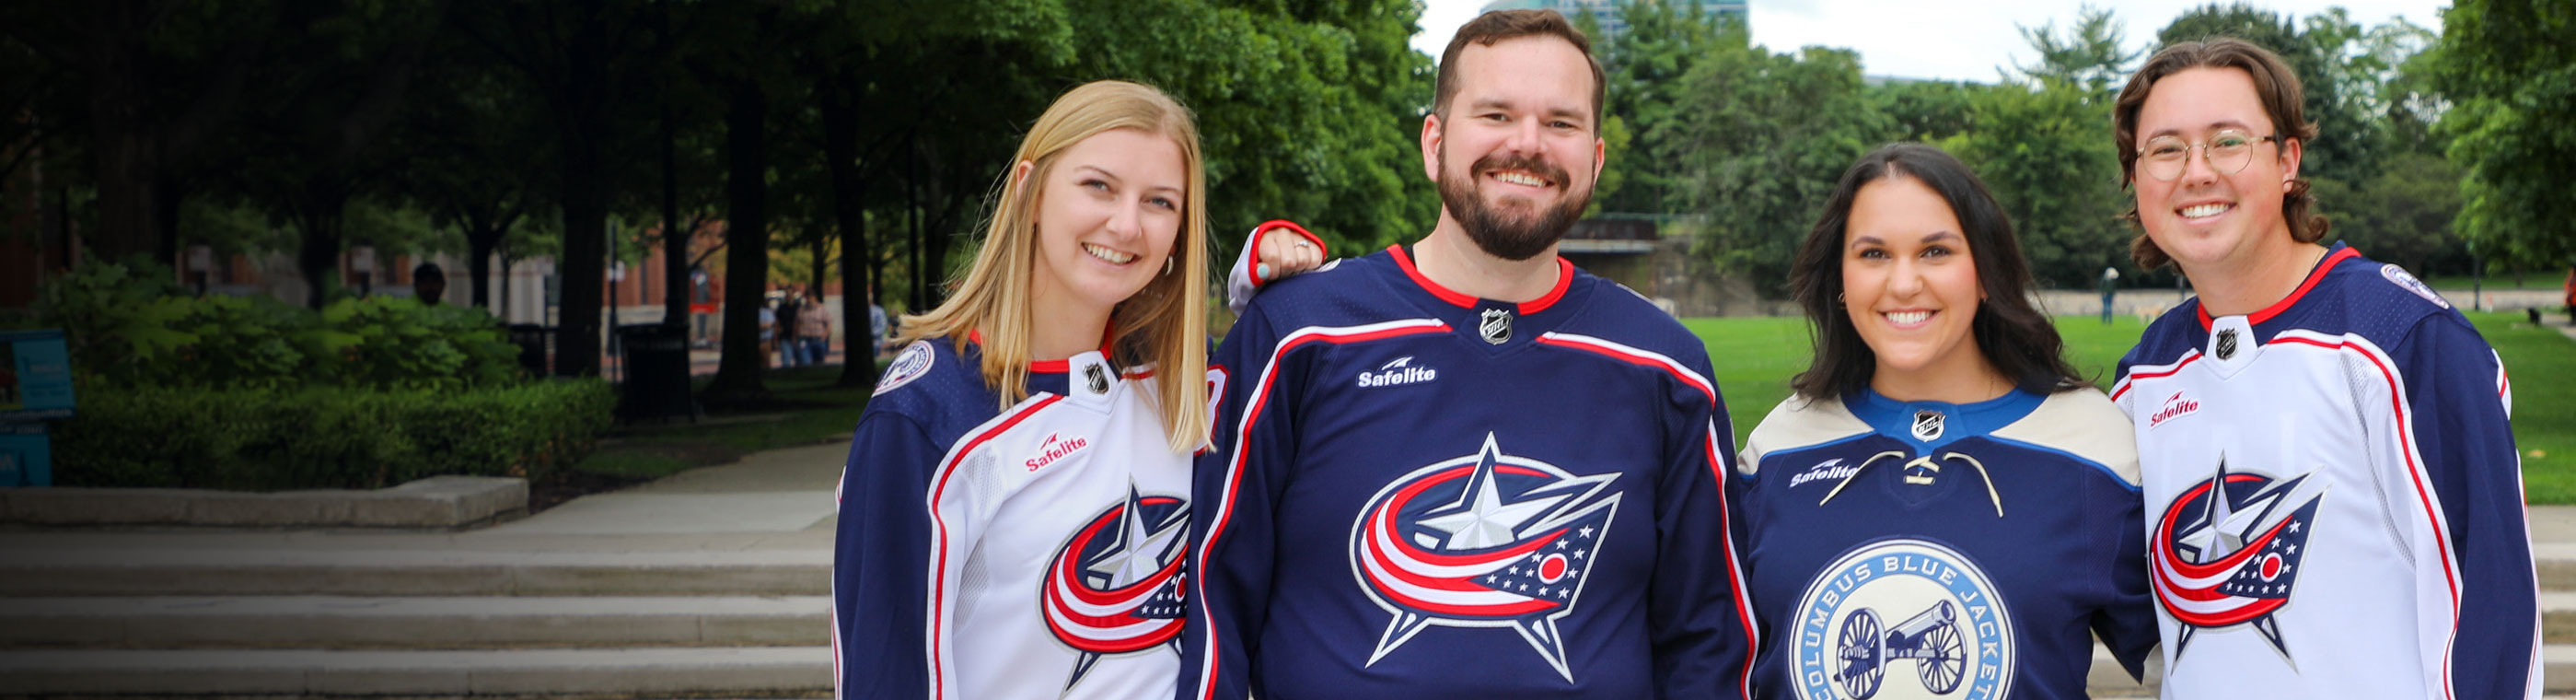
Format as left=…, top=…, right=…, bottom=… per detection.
left=832, top=336, right=1192, bottom=700
left=2112, top=244, right=2537, bottom=699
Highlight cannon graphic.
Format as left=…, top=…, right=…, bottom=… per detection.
left=1831, top=601, right=1966, bottom=699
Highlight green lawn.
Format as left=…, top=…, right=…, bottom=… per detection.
left=573, top=364, right=876, bottom=479
left=1685, top=312, right=2576, bottom=503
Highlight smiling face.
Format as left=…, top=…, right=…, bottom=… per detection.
left=2131, top=66, right=2303, bottom=273
left=1025, top=127, right=1187, bottom=324
left=1843, top=176, right=1989, bottom=383
left=1422, top=35, right=1605, bottom=262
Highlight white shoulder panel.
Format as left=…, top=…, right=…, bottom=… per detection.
left=1989, top=389, right=2140, bottom=486
left=1739, top=394, right=1873, bottom=476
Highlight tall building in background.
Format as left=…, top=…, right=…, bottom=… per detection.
left=1476, top=0, right=1747, bottom=40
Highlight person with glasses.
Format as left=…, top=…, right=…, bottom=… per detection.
left=2107, top=39, right=2538, bottom=698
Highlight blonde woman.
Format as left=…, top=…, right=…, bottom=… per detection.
left=830, top=80, right=1217, bottom=699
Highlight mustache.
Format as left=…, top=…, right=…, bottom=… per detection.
left=1472, top=153, right=1568, bottom=189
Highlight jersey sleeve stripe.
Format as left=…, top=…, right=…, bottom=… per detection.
left=1192, top=319, right=1450, bottom=699
left=1704, top=424, right=1759, bottom=700
left=1532, top=332, right=1717, bottom=404
left=2110, top=351, right=2201, bottom=402
left=922, top=393, right=1065, bottom=700
left=2270, top=331, right=2467, bottom=699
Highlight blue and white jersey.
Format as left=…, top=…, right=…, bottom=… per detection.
left=832, top=336, right=1192, bottom=700
left=2114, top=244, right=2537, bottom=699
left=1182, top=245, right=1755, bottom=700
left=1736, top=388, right=2157, bottom=700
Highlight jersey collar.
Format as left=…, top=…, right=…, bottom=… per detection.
left=1387, top=244, right=1574, bottom=315
left=2197, top=243, right=2359, bottom=331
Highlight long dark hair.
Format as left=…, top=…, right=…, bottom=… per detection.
left=1788, top=143, right=2090, bottom=401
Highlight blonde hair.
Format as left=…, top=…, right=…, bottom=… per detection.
left=895, top=80, right=1211, bottom=452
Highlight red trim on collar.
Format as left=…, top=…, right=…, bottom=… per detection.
left=1519, top=258, right=1574, bottom=315
left=965, top=329, right=1109, bottom=374
left=1386, top=244, right=1573, bottom=314
left=1387, top=245, right=1479, bottom=309
left=2199, top=246, right=2360, bottom=330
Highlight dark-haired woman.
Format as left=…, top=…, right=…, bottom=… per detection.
left=1735, top=143, right=2156, bottom=699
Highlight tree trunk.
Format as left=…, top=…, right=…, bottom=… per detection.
left=293, top=196, right=349, bottom=309
left=549, top=0, right=610, bottom=378
left=829, top=65, right=880, bottom=388
left=701, top=76, right=771, bottom=401
left=82, top=1, right=162, bottom=264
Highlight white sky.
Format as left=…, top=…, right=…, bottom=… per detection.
left=1410, top=0, right=2450, bottom=83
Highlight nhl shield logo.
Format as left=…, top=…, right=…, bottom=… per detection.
left=2150, top=456, right=2327, bottom=665
left=1041, top=486, right=1189, bottom=691
left=2214, top=328, right=2240, bottom=360
left=1083, top=364, right=1111, bottom=395
left=1910, top=410, right=1944, bottom=442
left=1793, top=539, right=2015, bottom=700
left=1348, top=433, right=1622, bottom=682
left=1479, top=309, right=1513, bottom=344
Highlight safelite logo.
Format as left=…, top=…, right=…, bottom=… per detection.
left=1026, top=432, right=1091, bottom=472
left=2148, top=391, right=2200, bottom=429
left=1356, top=356, right=1438, bottom=389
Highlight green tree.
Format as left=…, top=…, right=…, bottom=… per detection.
left=2432, top=0, right=2575, bottom=270
left=1953, top=78, right=2128, bottom=288
left=1594, top=0, right=1731, bottom=215
left=1671, top=26, right=1884, bottom=293
left=2012, top=4, right=2144, bottom=99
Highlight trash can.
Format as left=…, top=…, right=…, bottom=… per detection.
left=615, top=322, right=695, bottom=421
left=505, top=324, right=552, bottom=377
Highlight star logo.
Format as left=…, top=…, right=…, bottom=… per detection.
left=2151, top=455, right=2327, bottom=667
left=1348, top=433, right=1622, bottom=682
left=1040, top=484, right=1189, bottom=691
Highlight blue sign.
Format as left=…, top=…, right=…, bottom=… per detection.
left=0, top=423, right=48, bottom=487
left=0, top=330, right=75, bottom=420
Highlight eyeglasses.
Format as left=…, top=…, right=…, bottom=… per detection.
left=2135, top=129, right=2280, bottom=181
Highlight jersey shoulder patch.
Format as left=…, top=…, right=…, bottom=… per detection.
left=875, top=340, right=938, bottom=395
left=2376, top=262, right=2451, bottom=309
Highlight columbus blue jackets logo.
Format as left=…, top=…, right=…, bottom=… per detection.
left=2150, top=456, right=2326, bottom=664
left=1040, top=486, right=1188, bottom=692
left=875, top=342, right=935, bottom=395
left=1347, top=433, right=1622, bottom=682
left=1792, top=539, right=2014, bottom=700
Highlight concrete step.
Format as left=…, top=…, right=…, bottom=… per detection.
left=0, top=595, right=830, bottom=649
left=2086, top=643, right=2576, bottom=695
left=0, top=647, right=830, bottom=696
left=0, top=548, right=829, bottom=597
left=2542, top=543, right=2576, bottom=590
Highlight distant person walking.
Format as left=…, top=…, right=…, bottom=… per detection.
left=2562, top=262, right=2573, bottom=324
left=796, top=289, right=831, bottom=366
left=2099, top=265, right=2119, bottom=324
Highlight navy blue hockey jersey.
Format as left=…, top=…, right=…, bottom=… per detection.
left=833, top=337, right=1194, bottom=700
left=1183, top=246, right=1756, bottom=700
left=2112, top=244, right=2537, bottom=698
left=1736, top=388, right=2157, bottom=700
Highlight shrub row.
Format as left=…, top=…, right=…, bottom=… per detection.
left=52, top=379, right=614, bottom=491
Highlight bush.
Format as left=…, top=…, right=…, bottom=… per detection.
left=38, top=259, right=523, bottom=390
left=53, top=379, right=614, bottom=490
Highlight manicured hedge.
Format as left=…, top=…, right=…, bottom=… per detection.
left=52, top=379, right=613, bottom=490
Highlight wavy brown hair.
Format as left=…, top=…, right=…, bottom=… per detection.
left=1789, top=143, right=2091, bottom=402
left=2113, top=38, right=2327, bottom=269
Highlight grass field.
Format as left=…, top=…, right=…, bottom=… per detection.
left=1685, top=311, right=2576, bottom=503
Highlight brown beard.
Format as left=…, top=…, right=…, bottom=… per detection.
left=1437, top=147, right=1591, bottom=262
